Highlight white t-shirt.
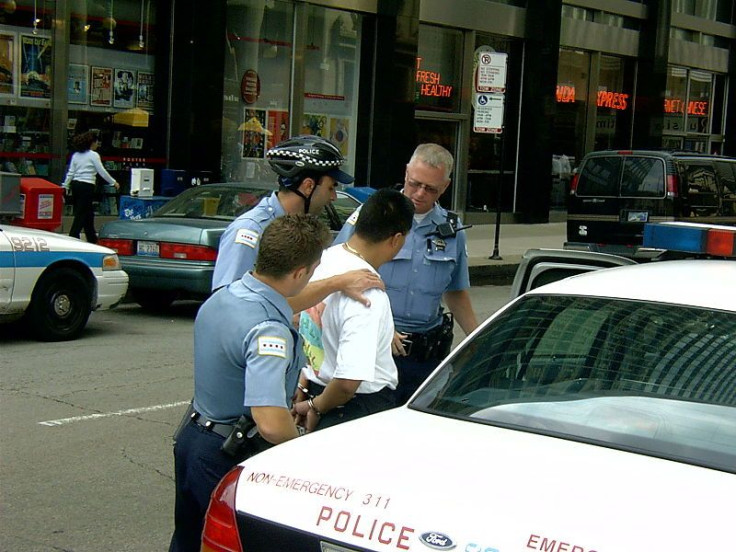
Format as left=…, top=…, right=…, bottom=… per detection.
left=300, top=243, right=397, bottom=393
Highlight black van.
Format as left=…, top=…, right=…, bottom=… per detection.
left=566, top=150, right=736, bottom=257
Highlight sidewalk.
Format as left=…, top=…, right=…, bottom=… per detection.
left=465, top=222, right=567, bottom=285
left=61, top=216, right=568, bottom=285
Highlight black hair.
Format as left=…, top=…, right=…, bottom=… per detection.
left=354, top=188, right=414, bottom=243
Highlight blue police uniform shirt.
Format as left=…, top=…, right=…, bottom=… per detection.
left=211, top=192, right=285, bottom=290
left=192, top=272, right=305, bottom=423
left=334, top=202, right=470, bottom=334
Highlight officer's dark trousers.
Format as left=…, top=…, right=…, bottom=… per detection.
left=394, top=354, right=441, bottom=404
left=69, top=180, right=98, bottom=244
left=169, top=421, right=239, bottom=552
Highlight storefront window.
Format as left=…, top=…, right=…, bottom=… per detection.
left=416, top=25, right=462, bottom=113
left=554, top=49, right=589, bottom=169
left=663, top=66, right=688, bottom=136
left=302, top=5, right=362, bottom=177
left=466, top=34, right=522, bottom=214
left=68, top=0, right=159, bottom=213
left=0, top=1, right=54, bottom=177
left=222, top=0, right=294, bottom=184
left=594, top=55, right=635, bottom=151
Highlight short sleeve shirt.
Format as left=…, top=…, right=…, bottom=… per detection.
left=334, top=203, right=470, bottom=333
left=193, top=272, right=304, bottom=423
left=211, top=192, right=285, bottom=290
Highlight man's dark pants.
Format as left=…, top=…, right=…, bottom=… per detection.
left=394, top=354, right=441, bottom=404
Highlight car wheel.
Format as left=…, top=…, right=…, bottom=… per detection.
left=26, top=267, right=92, bottom=341
left=132, top=288, right=177, bottom=311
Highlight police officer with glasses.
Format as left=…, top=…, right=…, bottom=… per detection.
left=334, top=143, right=479, bottom=403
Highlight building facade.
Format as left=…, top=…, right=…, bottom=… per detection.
left=1, top=0, right=733, bottom=223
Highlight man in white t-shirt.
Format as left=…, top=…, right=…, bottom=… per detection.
left=294, top=188, right=414, bottom=431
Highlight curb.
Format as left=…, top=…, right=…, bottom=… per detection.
left=469, top=263, right=519, bottom=286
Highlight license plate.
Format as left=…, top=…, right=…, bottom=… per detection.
left=321, top=543, right=358, bottom=552
left=625, top=211, right=649, bottom=223
left=137, top=240, right=160, bottom=256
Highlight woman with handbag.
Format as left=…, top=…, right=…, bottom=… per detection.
left=62, top=131, right=119, bottom=243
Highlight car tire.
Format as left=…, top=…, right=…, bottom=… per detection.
left=26, top=267, right=92, bottom=341
left=132, top=288, right=177, bottom=311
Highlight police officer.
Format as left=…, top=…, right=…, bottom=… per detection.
left=212, top=134, right=354, bottom=291
left=334, top=143, right=479, bottom=403
left=169, top=215, right=331, bottom=552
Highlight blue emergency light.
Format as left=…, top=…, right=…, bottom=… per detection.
left=643, top=222, right=736, bottom=258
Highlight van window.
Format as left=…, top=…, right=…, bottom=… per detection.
left=715, top=161, right=736, bottom=216
left=621, top=157, right=665, bottom=197
left=576, top=156, right=621, bottom=196
left=682, top=163, right=719, bottom=216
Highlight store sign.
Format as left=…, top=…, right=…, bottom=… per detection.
left=473, top=93, right=504, bottom=134
left=415, top=57, right=454, bottom=98
left=556, top=84, right=576, bottom=103
left=240, top=69, right=261, bottom=104
left=597, top=90, right=629, bottom=110
left=664, top=98, right=709, bottom=116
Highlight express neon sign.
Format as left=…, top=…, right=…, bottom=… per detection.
left=556, top=85, right=630, bottom=111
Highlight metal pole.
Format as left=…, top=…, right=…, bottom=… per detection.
left=490, top=133, right=504, bottom=260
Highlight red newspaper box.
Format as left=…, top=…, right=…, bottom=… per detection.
left=12, top=177, right=64, bottom=232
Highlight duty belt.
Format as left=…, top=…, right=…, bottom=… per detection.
left=190, top=410, right=234, bottom=439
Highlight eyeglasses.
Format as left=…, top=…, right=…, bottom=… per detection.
left=405, top=178, right=441, bottom=196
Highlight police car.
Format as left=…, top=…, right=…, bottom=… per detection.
left=0, top=224, right=129, bottom=341
left=201, top=222, right=736, bottom=552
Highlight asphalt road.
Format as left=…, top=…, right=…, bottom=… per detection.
left=0, top=285, right=513, bottom=552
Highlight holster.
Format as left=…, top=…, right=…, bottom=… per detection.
left=435, top=312, right=455, bottom=360
left=220, top=414, right=273, bottom=459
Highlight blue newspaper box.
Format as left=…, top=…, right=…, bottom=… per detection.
left=161, top=169, right=189, bottom=197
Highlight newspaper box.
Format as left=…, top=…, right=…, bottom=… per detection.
left=12, top=177, right=63, bottom=231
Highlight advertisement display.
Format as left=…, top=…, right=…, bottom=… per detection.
left=68, top=64, right=88, bottom=104
left=90, top=66, right=113, bottom=107
left=20, top=34, right=51, bottom=99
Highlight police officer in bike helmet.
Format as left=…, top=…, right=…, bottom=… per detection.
left=212, top=135, right=354, bottom=290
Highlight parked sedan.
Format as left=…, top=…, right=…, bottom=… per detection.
left=201, top=222, right=735, bottom=552
left=99, top=183, right=360, bottom=309
left=0, top=224, right=128, bottom=341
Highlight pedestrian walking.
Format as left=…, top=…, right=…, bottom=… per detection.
left=334, top=143, right=479, bottom=403
left=62, top=131, right=119, bottom=243
left=169, top=214, right=331, bottom=552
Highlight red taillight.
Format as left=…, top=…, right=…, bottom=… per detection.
left=202, top=466, right=244, bottom=552
left=160, top=243, right=218, bottom=261
left=98, top=238, right=135, bottom=256
left=569, top=172, right=579, bottom=195
left=666, top=174, right=679, bottom=197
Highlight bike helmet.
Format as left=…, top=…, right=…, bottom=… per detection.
left=266, top=135, right=354, bottom=213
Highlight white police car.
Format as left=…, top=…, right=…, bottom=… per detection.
left=201, top=222, right=736, bottom=552
left=0, top=224, right=129, bottom=341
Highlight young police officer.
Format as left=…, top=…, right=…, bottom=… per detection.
left=334, top=143, right=479, bottom=403
left=212, top=134, right=382, bottom=309
left=169, top=215, right=331, bottom=552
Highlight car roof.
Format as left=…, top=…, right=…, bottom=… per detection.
left=583, top=150, right=735, bottom=162
left=526, top=260, right=736, bottom=312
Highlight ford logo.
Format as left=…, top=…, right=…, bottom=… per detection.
left=420, top=532, right=456, bottom=550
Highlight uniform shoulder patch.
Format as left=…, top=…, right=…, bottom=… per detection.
left=258, top=335, right=287, bottom=358
left=235, top=228, right=260, bottom=248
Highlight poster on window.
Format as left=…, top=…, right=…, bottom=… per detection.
left=301, top=114, right=327, bottom=137
left=20, top=34, right=51, bottom=99
left=0, top=32, right=15, bottom=96
left=68, top=64, right=88, bottom=104
left=113, top=69, right=136, bottom=108
left=90, top=66, right=112, bottom=107
left=241, top=108, right=267, bottom=159
left=136, top=71, right=154, bottom=110
left=266, top=110, right=289, bottom=149
left=329, top=117, right=350, bottom=156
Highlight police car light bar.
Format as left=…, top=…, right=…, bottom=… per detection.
left=643, top=222, right=736, bottom=258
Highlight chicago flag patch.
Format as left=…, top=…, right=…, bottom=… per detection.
left=258, top=336, right=287, bottom=358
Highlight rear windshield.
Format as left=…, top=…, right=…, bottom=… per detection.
left=154, top=186, right=271, bottom=220
left=577, top=156, right=665, bottom=197
left=412, top=295, right=736, bottom=473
